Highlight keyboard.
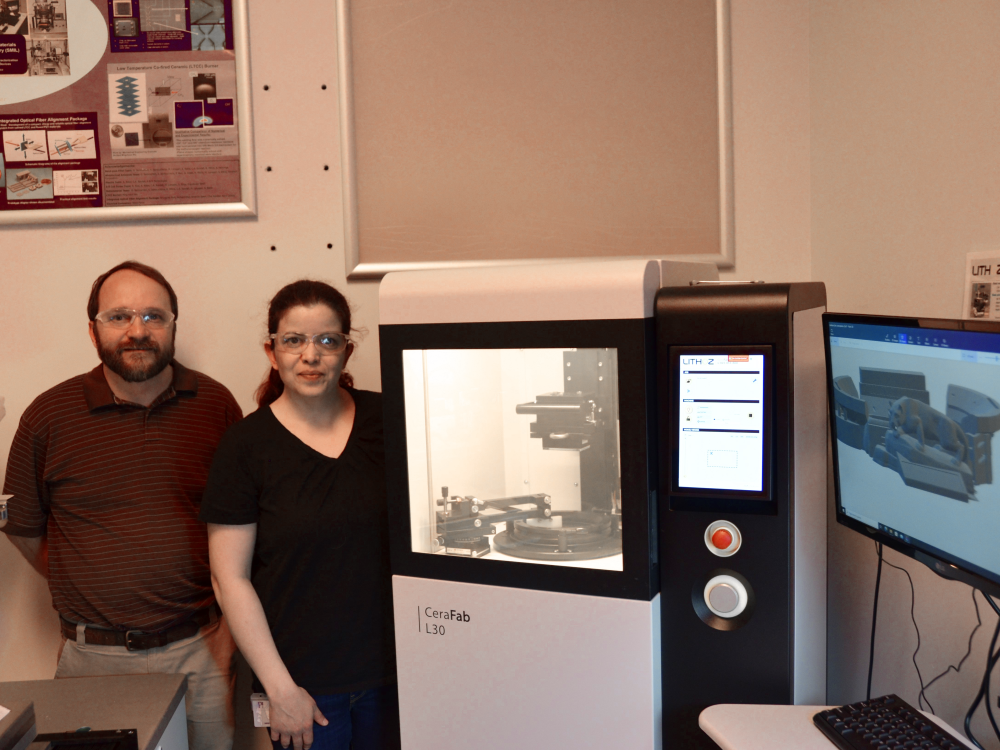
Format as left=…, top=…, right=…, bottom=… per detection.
left=813, top=694, right=967, bottom=750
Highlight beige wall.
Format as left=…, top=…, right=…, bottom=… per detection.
left=2, top=1, right=998, bottom=748
left=725, top=0, right=812, bottom=285
left=812, top=0, right=1000, bottom=317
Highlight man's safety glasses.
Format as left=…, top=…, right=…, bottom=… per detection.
left=94, top=308, right=175, bottom=329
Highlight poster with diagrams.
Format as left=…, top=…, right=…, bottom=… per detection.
left=2, top=129, right=47, bottom=160
left=107, top=61, right=237, bottom=160
left=0, top=112, right=100, bottom=207
left=0, top=0, right=252, bottom=219
left=46, top=129, right=97, bottom=159
left=107, top=70, right=148, bottom=121
left=109, top=0, right=232, bottom=53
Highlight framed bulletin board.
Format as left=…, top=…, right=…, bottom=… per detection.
left=0, top=0, right=254, bottom=224
left=339, top=0, right=732, bottom=280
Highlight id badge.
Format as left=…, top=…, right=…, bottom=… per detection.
left=251, top=693, right=270, bottom=728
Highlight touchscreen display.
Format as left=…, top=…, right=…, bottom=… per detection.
left=677, top=353, right=766, bottom=492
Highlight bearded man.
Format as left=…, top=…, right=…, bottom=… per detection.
left=2, top=261, right=242, bottom=750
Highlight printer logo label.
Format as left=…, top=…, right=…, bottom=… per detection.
left=417, top=605, right=471, bottom=636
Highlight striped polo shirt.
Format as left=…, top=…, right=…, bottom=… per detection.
left=2, top=362, right=242, bottom=631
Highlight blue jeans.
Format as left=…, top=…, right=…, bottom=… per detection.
left=270, top=683, right=401, bottom=750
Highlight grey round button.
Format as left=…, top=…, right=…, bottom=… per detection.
left=695, top=572, right=754, bottom=628
left=707, top=583, right=739, bottom=614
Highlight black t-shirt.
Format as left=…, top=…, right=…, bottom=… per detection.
left=199, top=389, right=396, bottom=695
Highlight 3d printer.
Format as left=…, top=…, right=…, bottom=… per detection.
left=429, top=348, right=622, bottom=562
left=380, top=260, right=676, bottom=750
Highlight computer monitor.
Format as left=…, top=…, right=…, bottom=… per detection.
left=824, top=313, right=1000, bottom=597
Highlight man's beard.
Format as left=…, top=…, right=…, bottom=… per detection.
left=98, top=334, right=174, bottom=383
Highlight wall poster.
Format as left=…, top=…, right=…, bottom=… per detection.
left=0, top=0, right=254, bottom=223
left=963, top=250, right=1000, bottom=320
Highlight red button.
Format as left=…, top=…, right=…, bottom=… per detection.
left=711, top=528, right=733, bottom=550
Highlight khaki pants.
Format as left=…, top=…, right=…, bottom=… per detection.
left=56, top=616, right=236, bottom=750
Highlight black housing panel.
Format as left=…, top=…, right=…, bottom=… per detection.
left=656, top=283, right=826, bottom=749
left=380, top=318, right=659, bottom=601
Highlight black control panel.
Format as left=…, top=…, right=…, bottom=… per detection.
left=656, top=282, right=827, bottom=749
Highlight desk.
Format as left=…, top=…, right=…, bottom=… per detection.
left=0, top=674, right=187, bottom=750
left=699, top=704, right=976, bottom=750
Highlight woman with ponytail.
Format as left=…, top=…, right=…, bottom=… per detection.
left=200, top=281, right=398, bottom=750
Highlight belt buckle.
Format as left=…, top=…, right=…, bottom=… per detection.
left=124, top=630, right=145, bottom=651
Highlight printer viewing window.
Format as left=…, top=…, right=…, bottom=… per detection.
left=401, top=347, right=623, bottom=571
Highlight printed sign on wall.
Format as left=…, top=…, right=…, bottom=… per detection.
left=0, top=0, right=253, bottom=222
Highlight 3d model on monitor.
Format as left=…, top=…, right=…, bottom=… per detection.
left=833, top=367, right=1000, bottom=501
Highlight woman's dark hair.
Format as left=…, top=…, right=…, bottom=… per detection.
left=88, top=260, right=179, bottom=321
left=255, top=280, right=355, bottom=408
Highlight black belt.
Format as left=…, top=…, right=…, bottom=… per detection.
left=60, top=605, right=219, bottom=651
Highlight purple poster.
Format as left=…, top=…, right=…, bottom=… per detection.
left=0, top=37, right=28, bottom=75
left=0, top=111, right=102, bottom=209
left=108, top=0, right=234, bottom=54
left=0, top=0, right=246, bottom=215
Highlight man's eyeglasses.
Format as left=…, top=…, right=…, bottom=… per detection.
left=94, top=308, right=175, bottom=329
left=269, top=332, right=352, bottom=355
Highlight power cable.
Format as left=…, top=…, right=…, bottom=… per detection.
left=980, top=595, right=1000, bottom=745
left=919, top=589, right=981, bottom=710
left=867, top=542, right=884, bottom=701
left=964, top=607, right=1000, bottom=750
left=869, top=542, right=1000, bottom=750
left=879, top=551, right=930, bottom=711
